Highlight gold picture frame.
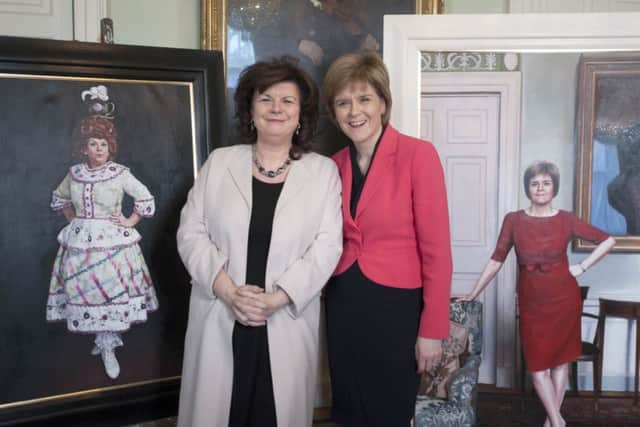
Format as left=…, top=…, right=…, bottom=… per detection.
left=201, top=0, right=443, bottom=156
left=202, top=0, right=444, bottom=53
left=575, top=52, right=640, bottom=252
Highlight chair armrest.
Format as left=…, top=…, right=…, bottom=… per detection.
left=446, top=354, right=481, bottom=404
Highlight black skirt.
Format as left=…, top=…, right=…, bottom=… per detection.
left=325, top=262, right=422, bottom=427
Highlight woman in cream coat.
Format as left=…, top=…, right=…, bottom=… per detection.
left=176, top=57, right=342, bottom=427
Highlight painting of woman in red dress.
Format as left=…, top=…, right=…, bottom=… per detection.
left=458, top=161, right=615, bottom=427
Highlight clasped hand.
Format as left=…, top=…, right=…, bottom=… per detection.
left=227, top=285, right=289, bottom=327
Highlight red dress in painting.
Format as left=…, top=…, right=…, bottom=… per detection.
left=491, top=210, right=609, bottom=371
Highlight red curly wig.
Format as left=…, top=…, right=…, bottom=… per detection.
left=73, top=115, right=118, bottom=161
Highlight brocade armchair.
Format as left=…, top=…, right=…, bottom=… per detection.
left=414, top=300, right=483, bottom=427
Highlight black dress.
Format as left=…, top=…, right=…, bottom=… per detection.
left=228, top=177, right=284, bottom=427
left=325, top=140, right=423, bottom=427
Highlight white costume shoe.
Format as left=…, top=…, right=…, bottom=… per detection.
left=101, top=348, right=120, bottom=379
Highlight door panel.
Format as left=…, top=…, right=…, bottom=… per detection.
left=422, top=95, right=500, bottom=275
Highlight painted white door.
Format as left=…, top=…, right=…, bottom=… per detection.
left=0, top=0, right=104, bottom=42
left=421, top=93, right=501, bottom=384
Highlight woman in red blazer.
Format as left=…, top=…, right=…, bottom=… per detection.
left=322, top=51, right=452, bottom=426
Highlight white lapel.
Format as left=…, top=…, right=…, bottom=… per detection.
left=226, top=145, right=253, bottom=211
left=274, top=154, right=312, bottom=220
left=267, top=153, right=313, bottom=291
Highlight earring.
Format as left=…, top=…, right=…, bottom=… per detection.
left=250, top=120, right=255, bottom=131
left=295, top=123, right=301, bottom=135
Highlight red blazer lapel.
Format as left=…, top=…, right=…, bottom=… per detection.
left=333, top=147, right=355, bottom=227
left=355, top=126, right=398, bottom=221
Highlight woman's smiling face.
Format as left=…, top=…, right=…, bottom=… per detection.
left=332, top=80, right=386, bottom=147
left=251, top=81, right=301, bottom=144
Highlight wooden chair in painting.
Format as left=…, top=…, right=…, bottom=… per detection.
left=569, top=286, right=601, bottom=395
left=593, top=298, right=640, bottom=411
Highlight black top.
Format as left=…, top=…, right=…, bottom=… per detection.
left=348, top=126, right=385, bottom=218
left=245, top=177, right=284, bottom=286
left=228, top=176, right=284, bottom=427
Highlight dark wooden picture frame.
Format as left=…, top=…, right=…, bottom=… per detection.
left=575, top=53, right=640, bottom=252
left=0, top=36, right=225, bottom=425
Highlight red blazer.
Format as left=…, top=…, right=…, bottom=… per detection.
left=332, top=125, right=452, bottom=338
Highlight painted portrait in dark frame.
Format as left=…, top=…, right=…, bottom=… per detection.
left=0, top=36, right=224, bottom=425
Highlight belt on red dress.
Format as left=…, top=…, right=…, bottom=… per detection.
left=518, top=260, right=565, bottom=272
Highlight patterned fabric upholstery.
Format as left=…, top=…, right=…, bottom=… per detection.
left=415, top=300, right=483, bottom=427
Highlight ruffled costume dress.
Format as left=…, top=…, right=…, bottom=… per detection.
left=47, top=162, right=158, bottom=336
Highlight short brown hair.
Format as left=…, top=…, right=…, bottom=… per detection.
left=523, top=160, right=560, bottom=199
left=234, top=56, right=318, bottom=160
left=73, top=115, right=118, bottom=161
left=322, top=51, right=392, bottom=126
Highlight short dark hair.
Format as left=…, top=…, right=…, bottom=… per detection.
left=73, top=115, right=118, bottom=161
left=234, top=56, right=319, bottom=160
left=322, top=51, right=392, bottom=127
left=523, top=160, right=560, bottom=199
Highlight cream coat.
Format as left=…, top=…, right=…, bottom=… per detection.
left=176, top=145, right=343, bottom=427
